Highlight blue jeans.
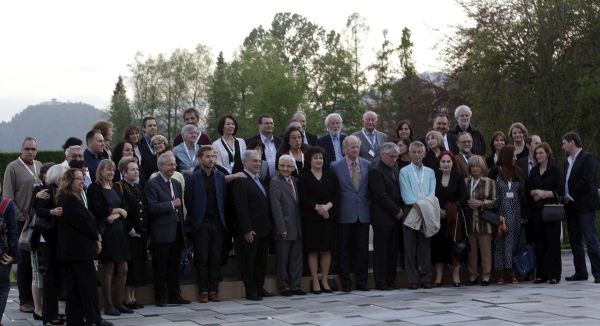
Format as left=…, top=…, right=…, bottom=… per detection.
left=0, top=263, right=12, bottom=317
left=566, top=207, right=600, bottom=279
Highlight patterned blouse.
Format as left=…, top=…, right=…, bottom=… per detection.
left=464, top=176, right=497, bottom=234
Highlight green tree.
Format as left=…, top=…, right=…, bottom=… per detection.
left=344, top=13, right=369, bottom=111
left=369, top=29, right=395, bottom=103
left=207, top=52, right=237, bottom=136
left=108, top=76, right=132, bottom=139
left=398, top=27, right=416, bottom=78
left=445, top=0, right=600, bottom=157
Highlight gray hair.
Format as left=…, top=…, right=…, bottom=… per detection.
left=454, top=105, right=472, bottom=119
left=242, top=150, right=260, bottom=163
left=157, top=151, right=175, bottom=168
left=380, top=142, right=400, bottom=155
left=181, top=124, right=198, bottom=137
left=278, top=154, right=296, bottom=165
left=324, top=113, right=343, bottom=129
left=342, top=135, right=361, bottom=149
left=362, top=110, right=377, bottom=120
left=409, top=141, right=426, bottom=152
left=65, top=145, right=83, bottom=157
left=46, top=164, right=68, bottom=186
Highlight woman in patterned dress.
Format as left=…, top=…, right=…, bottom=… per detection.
left=494, top=145, right=527, bottom=285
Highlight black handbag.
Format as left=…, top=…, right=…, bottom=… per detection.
left=542, top=194, right=565, bottom=222
left=18, top=217, right=34, bottom=251
left=30, top=213, right=54, bottom=232
left=453, top=209, right=470, bottom=258
left=480, top=209, right=499, bottom=226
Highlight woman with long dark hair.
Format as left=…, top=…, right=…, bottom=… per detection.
left=276, top=126, right=310, bottom=178
left=494, top=145, right=527, bottom=285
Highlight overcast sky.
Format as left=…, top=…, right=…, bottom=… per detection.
left=0, top=0, right=467, bottom=122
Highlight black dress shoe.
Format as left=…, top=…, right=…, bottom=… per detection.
left=322, top=288, right=333, bottom=293
left=407, top=283, right=418, bottom=290
left=168, top=296, right=191, bottom=304
left=356, top=285, right=370, bottom=291
left=595, top=279, right=600, bottom=284
left=533, top=278, right=547, bottom=284
left=246, top=293, right=263, bottom=301
left=258, top=289, right=274, bottom=297
left=565, top=274, right=588, bottom=281
left=279, top=289, right=293, bottom=297
left=341, top=286, right=352, bottom=292
left=155, top=301, right=167, bottom=307
left=115, top=305, right=133, bottom=314
left=548, top=279, right=559, bottom=284
left=481, top=280, right=490, bottom=286
left=453, top=282, right=461, bottom=287
left=97, top=319, right=114, bottom=326
left=291, top=289, right=306, bottom=295
left=466, top=279, right=479, bottom=286
left=433, top=282, right=442, bottom=288
left=375, top=285, right=393, bottom=291
left=421, top=282, right=432, bottom=289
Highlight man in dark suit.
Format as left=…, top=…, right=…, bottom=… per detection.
left=245, top=115, right=282, bottom=178
left=419, top=112, right=459, bottom=154
left=184, top=146, right=227, bottom=303
left=561, top=132, right=600, bottom=283
left=233, top=150, right=274, bottom=300
left=269, top=155, right=304, bottom=296
left=449, top=105, right=486, bottom=155
left=145, top=151, right=190, bottom=306
left=291, top=111, right=317, bottom=146
left=368, top=142, right=404, bottom=290
left=352, top=111, right=388, bottom=164
left=331, top=135, right=372, bottom=292
left=317, top=113, right=346, bottom=170
left=138, top=116, right=158, bottom=163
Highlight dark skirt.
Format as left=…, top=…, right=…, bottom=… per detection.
left=126, top=236, right=147, bottom=286
left=99, top=220, right=131, bottom=263
left=302, top=218, right=336, bottom=253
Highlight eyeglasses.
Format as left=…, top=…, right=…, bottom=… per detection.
left=23, top=147, right=37, bottom=151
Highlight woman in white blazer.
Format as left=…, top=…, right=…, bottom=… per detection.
left=212, top=115, right=246, bottom=174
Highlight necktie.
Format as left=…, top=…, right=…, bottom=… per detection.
left=333, top=135, right=342, bottom=161
left=287, top=178, right=297, bottom=201
left=351, top=161, right=360, bottom=191
left=254, top=176, right=267, bottom=197
left=368, top=133, right=376, bottom=152
left=166, top=180, right=180, bottom=221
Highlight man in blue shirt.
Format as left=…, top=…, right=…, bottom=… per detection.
left=399, top=141, right=436, bottom=289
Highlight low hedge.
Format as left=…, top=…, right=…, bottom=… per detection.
left=0, top=151, right=64, bottom=188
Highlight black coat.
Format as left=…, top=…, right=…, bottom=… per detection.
left=564, top=150, right=600, bottom=213
left=57, top=194, right=98, bottom=261
left=316, top=134, right=346, bottom=170
left=368, top=161, right=403, bottom=226
left=232, top=172, right=272, bottom=237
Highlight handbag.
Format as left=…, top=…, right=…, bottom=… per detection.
left=18, top=216, right=34, bottom=251
left=480, top=209, right=499, bottom=226
left=179, top=246, right=193, bottom=278
left=452, top=209, right=470, bottom=258
left=29, top=213, right=54, bottom=232
left=514, top=229, right=535, bottom=277
left=542, top=194, right=565, bottom=222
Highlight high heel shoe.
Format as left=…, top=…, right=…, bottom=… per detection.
left=33, top=312, right=42, bottom=320
left=310, top=286, right=322, bottom=295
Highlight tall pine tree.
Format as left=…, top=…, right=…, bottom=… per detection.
left=108, top=76, right=132, bottom=140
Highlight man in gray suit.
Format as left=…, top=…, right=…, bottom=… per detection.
left=270, top=155, right=305, bottom=296
left=145, top=151, right=189, bottom=306
left=352, top=111, right=388, bottom=163
left=331, top=135, right=372, bottom=292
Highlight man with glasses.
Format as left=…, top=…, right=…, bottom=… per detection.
left=455, top=132, right=474, bottom=177
left=246, top=115, right=282, bottom=178
left=2, top=137, right=41, bottom=313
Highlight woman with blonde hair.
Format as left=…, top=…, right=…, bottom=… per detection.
left=424, top=130, right=444, bottom=169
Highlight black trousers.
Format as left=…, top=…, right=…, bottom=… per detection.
left=338, top=222, right=370, bottom=288
left=373, top=224, right=399, bottom=287
left=151, top=229, right=182, bottom=302
left=533, top=209, right=562, bottom=280
left=41, top=234, right=61, bottom=322
left=236, top=235, right=269, bottom=296
left=193, top=218, right=225, bottom=294
left=63, top=260, right=101, bottom=326
left=17, top=220, right=33, bottom=306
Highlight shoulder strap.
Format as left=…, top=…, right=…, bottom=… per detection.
left=0, top=198, right=10, bottom=215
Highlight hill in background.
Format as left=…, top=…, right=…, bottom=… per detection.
left=0, top=99, right=107, bottom=152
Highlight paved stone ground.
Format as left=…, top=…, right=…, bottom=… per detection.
left=3, top=251, right=600, bottom=325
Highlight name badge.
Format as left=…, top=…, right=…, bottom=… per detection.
left=368, top=149, right=376, bottom=157
left=506, top=192, right=514, bottom=199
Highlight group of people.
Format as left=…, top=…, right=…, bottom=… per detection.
left=0, top=105, right=599, bottom=325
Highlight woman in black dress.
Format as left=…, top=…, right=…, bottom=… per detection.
left=396, top=138, right=411, bottom=170
left=486, top=131, right=507, bottom=177
left=298, top=147, right=339, bottom=294
left=527, top=143, right=564, bottom=284
left=87, top=159, right=132, bottom=316
left=432, top=152, right=468, bottom=287
left=115, top=157, right=147, bottom=309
